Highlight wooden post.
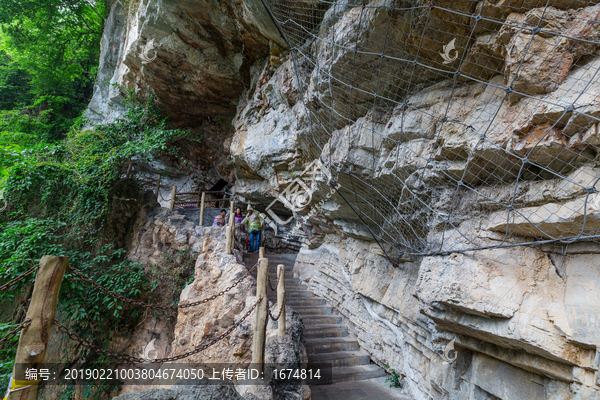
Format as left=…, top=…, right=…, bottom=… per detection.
left=225, top=201, right=234, bottom=254
left=225, top=226, right=232, bottom=255
left=251, top=257, right=268, bottom=374
left=125, top=161, right=133, bottom=179
left=229, top=201, right=235, bottom=253
left=277, top=264, right=286, bottom=336
left=199, top=192, right=205, bottom=226
left=154, top=174, right=161, bottom=198
left=169, top=185, right=176, bottom=211
left=7, top=256, right=68, bottom=400
left=229, top=201, right=235, bottom=225
left=259, top=247, right=265, bottom=259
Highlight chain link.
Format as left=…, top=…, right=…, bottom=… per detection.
left=268, top=275, right=278, bottom=292
left=53, top=297, right=262, bottom=364
left=0, top=265, right=39, bottom=292
left=267, top=266, right=285, bottom=321
left=66, top=261, right=258, bottom=311
left=0, top=319, right=31, bottom=349
left=178, top=261, right=257, bottom=309
left=267, top=295, right=286, bottom=321
left=267, top=266, right=283, bottom=292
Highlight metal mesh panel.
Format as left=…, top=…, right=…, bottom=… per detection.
left=261, top=0, right=600, bottom=261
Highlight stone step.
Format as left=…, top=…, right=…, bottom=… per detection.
left=245, top=253, right=297, bottom=259
left=284, top=284, right=308, bottom=290
left=301, top=314, right=343, bottom=325
left=243, top=255, right=297, bottom=268
left=251, top=271, right=294, bottom=279
left=268, top=271, right=294, bottom=278
left=292, top=305, right=335, bottom=315
left=269, top=263, right=294, bottom=271
left=305, top=337, right=360, bottom=354
left=304, top=324, right=349, bottom=339
left=266, top=293, right=310, bottom=301
left=268, top=268, right=294, bottom=275
left=281, top=290, right=318, bottom=298
left=309, top=350, right=371, bottom=367
left=269, top=259, right=294, bottom=269
left=331, top=364, right=387, bottom=383
left=286, top=298, right=326, bottom=307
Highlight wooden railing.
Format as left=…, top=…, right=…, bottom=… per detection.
left=3, top=250, right=286, bottom=397
left=168, top=187, right=232, bottom=217
left=251, top=248, right=286, bottom=374
left=167, top=187, right=241, bottom=253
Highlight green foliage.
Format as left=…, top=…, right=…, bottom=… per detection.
left=0, top=0, right=108, bottom=140
left=0, top=2, right=201, bottom=396
left=148, top=247, right=197, bottom=308
left=117, top=0, right=141, bottom=16
left=3, top=92, right=194, bottom=220
left=0, top=322, right=21, bottom=385
left=384, top=366, right=403, bottom=389
left=0, top=50, right=32, bottom=109
left=0, top=94, right=198, bottom=391
left=0, top=0, right=107, bottom=99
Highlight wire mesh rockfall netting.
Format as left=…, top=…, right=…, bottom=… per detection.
left=261, top=0, right=600, bottom=261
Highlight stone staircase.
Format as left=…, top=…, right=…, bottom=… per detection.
left=245, top=252, right=387, bottom=383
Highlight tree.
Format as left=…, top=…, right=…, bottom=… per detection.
left=0, top=0, right=108, bottom=140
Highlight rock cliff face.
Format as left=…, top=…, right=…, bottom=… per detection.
left=88, top=0, right=600, bottom=398
left=122, top=206, right=308, bottom=399
left=226, top=2, right=600, bottom=399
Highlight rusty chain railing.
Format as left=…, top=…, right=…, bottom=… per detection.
left=0, top=264, right=39, bottom=292
left=66, top=261, right=259, bottom=311
left=53, top=297, right=261, bottom=363
left=0, top=319, right=31, bottom=350
left=4, top=252, right=276, bottom=391
left=267, top=268, right=286, bottom=321
left=267, top=296, right=286, bottom=321
left=267, top=274, right=278, bottom=292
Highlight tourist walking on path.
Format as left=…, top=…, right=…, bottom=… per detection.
left=212, top=209, right=227, bottom=226
left=241, top=205, right=263, bottom=252
left=234, top=207, right=245, bottom=232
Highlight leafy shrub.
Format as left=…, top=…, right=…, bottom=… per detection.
left=384, top=365, right=403, bottom=389
left=0, top=93, right=198, bottom=391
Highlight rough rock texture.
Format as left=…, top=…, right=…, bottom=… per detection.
left=294, top=236, right=600, bottom=400
left=112, top=381, right=244, bottom=400
left=84, top=0, right=291, bottom=200
left=115, top=208, right=307, bottom=399
left=166, top=227, right=256, bottom=366
left=86, top=0, right=600, bottom=398
left=84, top=0, right=284, bottom=127
left=226, top=2, right=600, bottom=398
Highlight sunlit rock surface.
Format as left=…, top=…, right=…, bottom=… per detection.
left=86, top=0, right=600, bottom=398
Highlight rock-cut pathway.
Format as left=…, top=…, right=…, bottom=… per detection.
left=245, top=252, right=412, bottom=399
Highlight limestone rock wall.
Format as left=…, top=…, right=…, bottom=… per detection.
left=122, top=205, right=308, bottom=399
left=294, top=236, right=600, bottom=399
left=85, top=0, right=600, bottom=398
left=227, top=2, right=600, bottom=398
left=85, top=0, right=284, bottom=127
